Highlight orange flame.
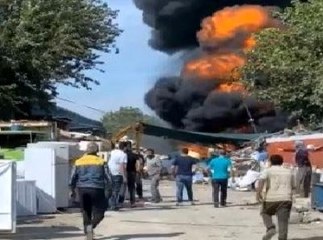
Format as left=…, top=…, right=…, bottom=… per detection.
left=183, top=53, right=245, bottom=81
left=183, top=5, right=278, bottom=94
left=243, top=36, right=257, bottom=50
left=197, top=5, right=277, bottom=50
left=181, top=144, right=210, bottom=159
left=218, top=82, right=246, bottom=93
left=215, top=143, right=237, bottom=152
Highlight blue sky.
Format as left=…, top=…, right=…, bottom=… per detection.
left=57, top=0, right=181, bottom=120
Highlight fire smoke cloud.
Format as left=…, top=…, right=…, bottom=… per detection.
left=134, top=0, right=291, bottom=52
left=135, top=1, right=292, bottom=133
left=146, top=76, right=290, bottom=132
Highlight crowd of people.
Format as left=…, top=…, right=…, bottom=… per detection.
left=69, top=140, right=316, bottom=240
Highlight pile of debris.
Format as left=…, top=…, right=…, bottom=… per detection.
left=230, top=146, right=260, bottom=176
left=224, top=143, right=263, bottom=191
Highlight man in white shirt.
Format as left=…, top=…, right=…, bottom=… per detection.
left=257, top=154, right=295, bottom=240
left=108, top=142, right=127, bottom=211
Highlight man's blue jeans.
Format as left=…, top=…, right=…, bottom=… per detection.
left=176, top=175, right=193, bottom=202
left=109, top=175, right=123, bottom=210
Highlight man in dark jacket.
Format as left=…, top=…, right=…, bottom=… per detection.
left=279, top=140, right=323, bottom=198
left=125, top=141, right=141, bottom=207
left=70, top=142, right=111, bottom=240
left=135, top=151, right=145, bottom=200
left=295, top=141, right=312, bottom=198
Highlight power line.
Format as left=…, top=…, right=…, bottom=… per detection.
left=56, top=97, right=106, bottom=114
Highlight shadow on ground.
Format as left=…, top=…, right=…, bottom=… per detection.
left=291, top=238, right=323, bottom=240
left=97, top=232, right=184, bottom=240
left=0, top=226, right=83, bottom=240
left=194, top=201, right=259, bottom=208
left=121, top=220, right=259, bottom=228
left=118, top=205, right=175, bottom=212
left=17, top=215, right=56, bottom=225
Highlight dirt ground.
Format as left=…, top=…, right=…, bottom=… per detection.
left=1, top=181, right=323, bottom=240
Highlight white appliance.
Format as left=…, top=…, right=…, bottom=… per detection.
left=26, top=142, right=82, bottom=210
left=24, top=148, right=58, bottom=213
left=16, top=180, right=37, bottom=217
left=0, top=161, right=16, bottom=233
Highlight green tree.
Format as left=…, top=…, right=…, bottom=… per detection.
left=0, top=0, right=121, bottom=119
left=241, top=0, right=323, bottom=125
left=101, top=107, right=159, bottom=135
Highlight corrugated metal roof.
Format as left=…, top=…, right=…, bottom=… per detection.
left=0, top=131, right=48, bottom=135
left=142, top=123, right=266, bottom=145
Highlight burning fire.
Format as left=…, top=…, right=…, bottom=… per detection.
left=217, top=82, right=246, bottom=93
left=197, top=5, right=276, bottom=48
left=215, top=143, right=237, bottom=152
left=182, top=53, right=245, bottom=81
left=243, top=37, right=257, bottom=50
left=183, top=5, right=278, bottom=94
left=182, top=143, right=238, bottom=159
left=181, top=144, right=210, bottom=159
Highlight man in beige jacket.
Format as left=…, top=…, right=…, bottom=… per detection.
left=257, top=154, right=295, bottom=240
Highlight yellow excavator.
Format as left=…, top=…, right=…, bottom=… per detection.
left=110, top=122, right=143, bottom=151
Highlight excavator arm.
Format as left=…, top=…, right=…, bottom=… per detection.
left=110, top=123, right=143, bottom=151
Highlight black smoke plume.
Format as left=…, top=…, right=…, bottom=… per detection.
left=134, top=0, right=291, bottom=52
left=146, top=77, right=290, bottom=132
left=135, top=0, right=293, bottom=133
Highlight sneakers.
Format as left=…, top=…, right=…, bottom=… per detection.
left=213, top=203, right=227, bottom=208
left=262, top=228, right=277, bottom=240
left=85, top=225, right=93, bottom=240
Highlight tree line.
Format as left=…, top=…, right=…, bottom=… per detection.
left=1, top=0, right=322, bottom=131
left=0, top=0, right=120, bottom=119
left=241, top=0, right=323, bottom=128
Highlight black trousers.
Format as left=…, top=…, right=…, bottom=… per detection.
left=78, top=188, right=106, bottom=229
left=136, top=173, right=143, bottom=199
left=212, top=179, right=228, bottom=206
left=127, top=172, right=136, bottom=204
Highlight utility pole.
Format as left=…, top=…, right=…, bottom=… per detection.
left=243, top=102, right=258, bottom=133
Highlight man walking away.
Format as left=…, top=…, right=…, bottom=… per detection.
left=257, top=155, right=295, bottom=240
left=172, top=148, right=197, bottom=206
left=125, top=141, right=140, bottom=207
left=70, top=142, right=111, bottom=240
left=295, top=141, right=312, bottom=198
left=208, top=149, right=232, bottom=208
left=108, top=142, right=127, bottom=211
left=146, top=149, right=162, bottom=203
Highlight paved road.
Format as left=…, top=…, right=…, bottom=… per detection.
left=1, top=181, right=323, bottom=240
